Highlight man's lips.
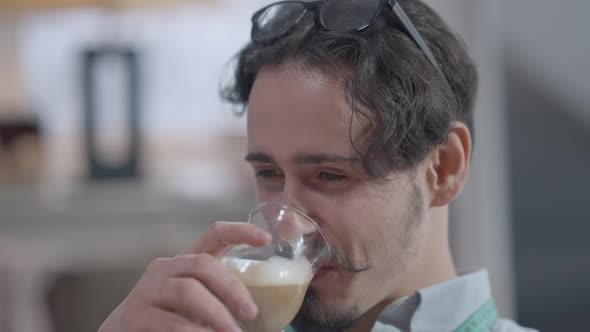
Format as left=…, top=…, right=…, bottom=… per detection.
left=312, top=266, right=337, bottom=282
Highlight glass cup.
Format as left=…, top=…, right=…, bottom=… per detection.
left=222, top=202, right=331, bottom=332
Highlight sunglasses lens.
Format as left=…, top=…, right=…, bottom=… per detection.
left=322, top=0, right=381, bottom=31
left=252, top=2, right=307, bottom=42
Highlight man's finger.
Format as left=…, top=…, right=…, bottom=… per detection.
left=189, top=222, right=271, bottom=256
left=142, top=306, right=210, bottom=332
left=156, top=277, right=244, bottom=332
left=155, top=254, right=258, bottom=321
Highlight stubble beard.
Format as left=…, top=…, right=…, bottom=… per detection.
left=291, top=181, right=424, bottom=331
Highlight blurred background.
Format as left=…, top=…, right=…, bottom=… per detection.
left=0, top=0, right=587, bottom=331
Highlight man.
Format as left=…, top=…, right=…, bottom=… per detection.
left=99, top=0, right=536, bottom=331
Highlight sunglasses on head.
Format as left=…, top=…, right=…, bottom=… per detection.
left=251, top=0, right=450, bottom=89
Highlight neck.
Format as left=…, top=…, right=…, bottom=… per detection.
left=394, top=205, right=457, bottom=298
left=346, top=206, right=456, bottom=332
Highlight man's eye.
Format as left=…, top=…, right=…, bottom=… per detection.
left=256, top=169, right=283, bottom=178
left=318, top=171, right=347, bottom=181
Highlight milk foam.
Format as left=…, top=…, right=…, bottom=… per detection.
left=224, top=256, right=313, bottom=286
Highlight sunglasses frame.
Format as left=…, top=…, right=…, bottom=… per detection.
left=251, top=0, right=450, bottom=90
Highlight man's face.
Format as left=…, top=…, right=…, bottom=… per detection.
left=246, top=65, right=430, bottom=330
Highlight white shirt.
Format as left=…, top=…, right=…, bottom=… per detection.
left=372, top=270, right=538, bottom=332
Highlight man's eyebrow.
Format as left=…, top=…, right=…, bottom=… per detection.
left=245, top=152, right=276, bottom=164
left=245, top=152, right=359, bottom=166
left=292, top=153, right=359, bottom=166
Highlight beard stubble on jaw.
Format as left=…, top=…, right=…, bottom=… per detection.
left=291, top=180, right=424, bottom=332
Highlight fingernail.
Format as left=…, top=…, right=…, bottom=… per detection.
left=240, top=301, right=258, bottom=320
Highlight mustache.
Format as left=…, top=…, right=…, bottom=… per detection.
left=329, top=247, right=370, bottom=273
left=310, top=236, right=369, bottom=273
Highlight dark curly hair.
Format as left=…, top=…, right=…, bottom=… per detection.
left=222, top=0, right=478, bottom=178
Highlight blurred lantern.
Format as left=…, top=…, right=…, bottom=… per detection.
left=0, top=0, right=209, bottom=182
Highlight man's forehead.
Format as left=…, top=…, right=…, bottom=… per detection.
left=245, top=64, right=367, bottom=170
left=246, top=67, right=357, bottom=130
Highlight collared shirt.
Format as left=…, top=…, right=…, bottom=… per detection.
left=372, top=270, right=538, bottom=332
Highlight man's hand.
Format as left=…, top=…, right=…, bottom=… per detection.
left=98, top=222, right=271, bottom=332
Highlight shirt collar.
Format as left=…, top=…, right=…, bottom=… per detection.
left=377, top=270, right=493, bottom=332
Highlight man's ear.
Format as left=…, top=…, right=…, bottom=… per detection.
left=426, top=122, right=472, bottom=207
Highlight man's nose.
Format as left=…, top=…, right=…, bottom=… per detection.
left=278, top=177, right=307, bottom=213
left=276, top=179, right=317, bottom=237
left=278, top=207, right=318, bottom=238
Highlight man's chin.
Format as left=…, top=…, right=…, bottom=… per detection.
left=291, top=288, right=361, bottom=332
